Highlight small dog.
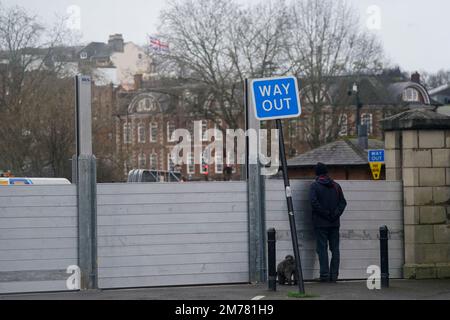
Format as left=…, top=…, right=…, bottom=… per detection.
left=277, top=255, right=298, bottom=285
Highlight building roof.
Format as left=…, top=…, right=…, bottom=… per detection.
left=382, top=108, right=450, bottom=131
left=79, top=42, right=112, bottom=59
left=116, top=90, right=178, bottom=116
left=325, top=71, right=435, bottom=107
left=287, top=138, right=384, bottom=167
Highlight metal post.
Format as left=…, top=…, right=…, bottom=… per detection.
left=267, top=228, right=277, bottom=291
left=75, top=75, right=97, bottom=290
left=380, top=225, right=389, bottom=288
left=276, top=119, right=305, bottom=294
left=71, top=155, right=78, bottom=184
left=245, top=78, right=266, bottom=283
left=77, top=155, right=98, bottom=290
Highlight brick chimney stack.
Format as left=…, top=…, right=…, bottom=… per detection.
left=411, top=71, right=421, bottom=84
left=108, top=34, right=124, bottom=53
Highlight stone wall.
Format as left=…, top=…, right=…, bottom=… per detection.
left=385, top=117, right=450, bottom=279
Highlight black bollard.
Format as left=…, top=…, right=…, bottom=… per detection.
left=267, top=228, right=277, bottom=291
left=380, top=226, right=389, bottom=288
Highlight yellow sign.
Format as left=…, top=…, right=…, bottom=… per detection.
left=370, top=162, right=383, bottom=180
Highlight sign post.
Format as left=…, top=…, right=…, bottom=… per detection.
left=251, top=76, right=305, bottom=294
left=75, top=75, right=98, bottom=290
left=368, top=150, right=385, bottom=180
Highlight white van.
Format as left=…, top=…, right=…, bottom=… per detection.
left=0, top=178, right=71, bottom=185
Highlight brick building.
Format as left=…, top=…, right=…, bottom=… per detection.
left=112, top=76, right=241, bottom=181
left=95, top=69, right=436, bottom=182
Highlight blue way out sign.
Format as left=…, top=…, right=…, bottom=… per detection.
left=368, top=150, right=385, bottom=163
left=251, top=76, right=301, bottom=120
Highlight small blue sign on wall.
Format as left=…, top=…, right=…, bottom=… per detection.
left=368, top=150, right=385, bottom=163
left=251, top=76, right=301, bottom=121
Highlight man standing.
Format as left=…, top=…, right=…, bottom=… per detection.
left=309, top=162, right=347, bottom=283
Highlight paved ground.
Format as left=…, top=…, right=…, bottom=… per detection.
left=1, top=280, right=450, bottom=300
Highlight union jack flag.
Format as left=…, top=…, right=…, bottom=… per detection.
left=149, top=36, right=170, bottom=54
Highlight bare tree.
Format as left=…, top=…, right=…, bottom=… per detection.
left=0, top=3, right=75, bottom=177
left=420, top=69, right=450, bottom=89
left=286, top=0, right=384, bottom=147
left=158, top=0, right=290, bottom=129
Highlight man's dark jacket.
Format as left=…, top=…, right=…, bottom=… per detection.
left=310, top=176, right=347, bottom=228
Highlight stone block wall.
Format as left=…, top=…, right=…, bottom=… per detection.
left=385, top=129, right=450, bottom=279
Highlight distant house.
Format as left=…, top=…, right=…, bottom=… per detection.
left=78, top=34, right=153, bottom=86
left=286, top=138, right=385, bottom=180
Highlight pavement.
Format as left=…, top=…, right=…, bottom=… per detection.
left=1, top=280, right=450, bottom=300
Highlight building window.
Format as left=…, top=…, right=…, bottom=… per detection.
left=187, top=153, right=195, bottom=174
left=137, top=97, right=157, bottom=113
left=202, top=120, right=208, bottom=142
left=123, top=123, right=132, bottom=144
left=361, top=113, right=373, bottom=135
left=138, top=124, right=146, bottom=143
left=339, top=114, right=348, bottom=137
left=167, top=153, right=175, bottom=171
left=215, top=153, right=224, bottom=174
left=403, top=88, right=420, bottom=102
left=80, top=52, right=87, bottom=59
left=150, top=122, right=158, bottom=143
left=167, top=121, right=176, bottom=142
left=138, top=153, right=146, bottom=169
left=150, top=153, right=158, bottom=170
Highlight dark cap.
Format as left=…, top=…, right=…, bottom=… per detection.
left=315, top=162, right=328, bottom=176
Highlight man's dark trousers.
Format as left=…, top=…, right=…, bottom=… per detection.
left=315, top=227, right=340, bottom=281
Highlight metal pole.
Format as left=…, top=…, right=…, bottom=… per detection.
left=276, top=119, right=305, bottom=294
left=380, top=226, right=389, bottom=288
left=75, top=75, right=97, bottom=290
left=244, top=79, right=249, bottom=181
left=267, top=228, right=277, bottom=291
left=245, top=79, right=266, bottom=283
left=356, top=92, right=361, bottom=135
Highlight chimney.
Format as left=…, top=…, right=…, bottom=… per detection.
left=134, top=74, right=143, bottom=90
left=108, top=34, right=124, bottom=53
left=411, top=71, right=421, bottom=84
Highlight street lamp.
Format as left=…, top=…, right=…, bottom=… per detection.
left=348, top=82, right=368, bottom=149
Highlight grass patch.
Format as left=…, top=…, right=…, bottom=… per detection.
left=287, top=292, right=319, bottom=299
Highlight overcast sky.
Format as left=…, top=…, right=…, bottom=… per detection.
left=2, top=0, right=449, bottom=73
